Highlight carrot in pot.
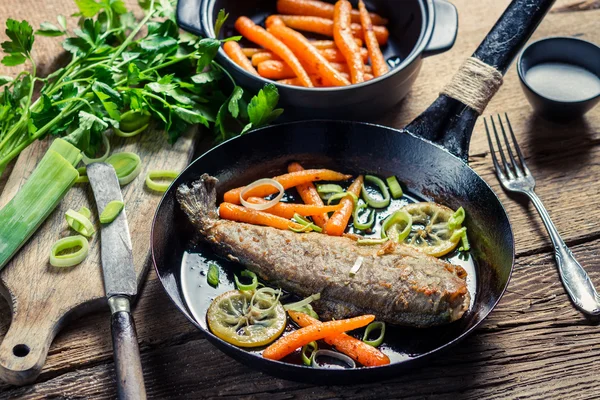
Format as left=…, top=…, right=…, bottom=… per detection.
left=334, top=0, right=365, bottom=84
left=287, top=310, right=390, bottom=367
left=277, top=0, right=388, bottom=25
left=241, top=47, right=264, bottom=57
left=277, top=15, right=389, bottom=45
left=359, top=0, right=389, bottom=77
left=257, top=60, right=296, bottom=80
left=288, top=162, right=329, bottom=227
left=223, top=41, right=259, bottom=75
left=310, top=38, right=362, bottom=49
left=246, top=197, right=342, bottom=219
left=219, top=203, right=307, bottom=231
left=252, top=51, right=281, bottom=66
left=324, top=174, right=364, bottom=236
left=319, top=47, right=368, bottom=63
left=266, top=16, right=350, bottom=86
left=224, top=169, right=353, bottom=204
left=262, top=314, right=375, bottom=360
left=234, top=16, right=313, bottom=87
left=277, top=75, right=331, bottom=87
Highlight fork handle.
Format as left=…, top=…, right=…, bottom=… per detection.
left=526, top=191, right=600, bottom=315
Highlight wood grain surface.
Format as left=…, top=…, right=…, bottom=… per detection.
left=0, top=0, right=599, bottom=398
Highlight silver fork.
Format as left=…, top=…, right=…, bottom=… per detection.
left=485, top=113, right=600, bottom=316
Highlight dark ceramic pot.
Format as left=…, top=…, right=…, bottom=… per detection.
left=176, top=0, right=458, bottom=120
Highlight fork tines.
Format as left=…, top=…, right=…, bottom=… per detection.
left=484, top=113, right=530, bottom=180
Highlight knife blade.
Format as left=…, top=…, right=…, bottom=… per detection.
left=87, top=162, right=146, bottom=400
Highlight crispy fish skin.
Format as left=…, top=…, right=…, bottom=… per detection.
left=177, top=174, right=470, bottom=328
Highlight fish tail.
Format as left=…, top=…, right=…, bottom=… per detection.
left=176, top=173, right=219, bottom=233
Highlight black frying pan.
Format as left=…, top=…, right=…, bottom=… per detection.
left=151, top=0, right=555, bottom=383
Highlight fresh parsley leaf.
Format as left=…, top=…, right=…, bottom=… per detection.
left=75, top=0, right=103, bottom=18
left=172, top=106, right=210, bottom=126
left=228, top=86, right=243, bottom=118
left=191, top=69, right=222, bottom=84
left=36, top=22, right=65, bottom=37
left=92, top=81, right=121, bottom=121
left=139, top=35, right=178, bottom=52
left=0, top=76, right=12, bottom=87
left=1, top=54, right=27, bottom=66
left=126, top=63, right=142, bottom=86
left=242, top=84, right=283, bottom=133
left=195, top=38, right=220, bottom=72
left=214, top=9, right=229, bottom=37
left=2, top=19, right=34, bottom=56
left=63, top=111, right=108, bottom=152
left=57, top=15, right=68, bottom=31
left=31, top=94, right=60, bottom=132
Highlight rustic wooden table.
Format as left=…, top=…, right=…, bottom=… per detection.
left=1, top=0, right=599, bottom=398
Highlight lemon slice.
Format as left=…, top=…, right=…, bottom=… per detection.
left=207, top=289, right=286, bottom=348
left=401, top=202, right=462, bottom=257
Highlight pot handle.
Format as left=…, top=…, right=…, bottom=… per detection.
left=422, top=0, right=459, bottom=57
left=176, top=0, right=208, bottom=37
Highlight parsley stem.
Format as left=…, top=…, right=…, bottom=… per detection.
left=53, top=96, right=94, bottom=109
left=140, top=91, right=172, bottom=108
left=109, top=0, right=155, bottom=64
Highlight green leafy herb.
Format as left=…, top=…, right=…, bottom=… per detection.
left=214, top=9, right=229, bottom=37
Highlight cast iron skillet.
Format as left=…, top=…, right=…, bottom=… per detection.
left=153, top=0, right=555, bottom=383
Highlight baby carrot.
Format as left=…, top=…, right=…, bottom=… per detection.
left=219, top=203, right=305, bottom=230
left=288, top=162, right=329, bottom=228
left=334, top=0, right=364, bottom=84
left=258, top=60, right=296, bottom=80
left=320, top=47, right=368, bottom=63
left=262, top=314, right=375, bottom=360
left=278, top=76, right=330, bottom=87
left=278, top=15, right=389, bottom=45
left=223, top=41, right=259, bottom=75
left=235, top=16, right=313, bottom=87
left=288, top=310, right=390, bottom=367
left=277, top=0, right=388, bottom=25
left=310, top=38, right=362, bottom=49
left=241, top=47, right=264, bottom=57
left=252, top=51, right=282, bottom=66
left=247, top=197, right=342, bottom=219
left=224, top=169, right=353, bottom=204
left=330, top=62, right=373, bottom=74
left=359, top=0, right=389, bottom=77
left=324, top=174, right=364, bottom=236
left=266, top=16, right=350, bottom=86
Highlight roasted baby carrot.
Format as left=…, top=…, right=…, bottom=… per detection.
left=235, top=16, right=313, bottom=87
left=277, top=0, right=388, bottom=25
left=223, top=41, right=259, bottom=75
left=252, top=51, right=281, bottom=66
left=247, top=197, right=342, bottom=219
left=324, top=175, right=364, bottom=236
left=278, top=76, right=329, bottom=86
left=262, top=314, right=375, bottom=360
left=266, top=16, right=350, bottom=86
left=359, top=0, right=389, bottom=77
left=287, top=311, right=390, bottom=367
left=258, top=60, right=296, bottom=80
left=310, top=38, right=362, bottom=49
left=288, top=162, right=328, bottom=227
left=224, top=169, right=353, bottom=204
left=334, top=0, right=365, bottom=84
left=320, top=47, right=368, bottom=63
left=330, top=62, right=373, bottom=74
left=241, top=47, right=264, bottom=57
left=278, top=15, right=389, bottom=45
left=219, top=203, right=306, bottom=230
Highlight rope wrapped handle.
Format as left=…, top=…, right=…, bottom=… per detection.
left=440, top=57, right=504, bottom=114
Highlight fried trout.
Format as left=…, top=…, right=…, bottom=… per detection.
left=177, top=174, right=470, bottom=328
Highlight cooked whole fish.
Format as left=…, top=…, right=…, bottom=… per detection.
left=177, top=174, right=470, bottom=328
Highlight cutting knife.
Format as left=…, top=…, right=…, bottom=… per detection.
left=87, top=163, right=147, bottom=400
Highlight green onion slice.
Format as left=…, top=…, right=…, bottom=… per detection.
left=302, top=341, right=318, bottom=366
left=82, top=132, right=110, bottom=164
left=78, top=206, right=91, bottom=219
left=235, top=270, right=258, bottom=291
left=99, top=200, right=124, bottom=224
left=106, top=152, right=142, bottom=186
left=284, top=293, right=321, bottom=314
left=145, top=170, right=179, bottom=192
left=386, top=176, right=403, bottom=199
left=381, top=210, right=412, bottom=242
left=356, top=238, right=389, bottom=246
left=448, top=207, right=466, bottom=230
left=361, top=175, right=390, bottom=208
left=207, top=263, right=219, bottom=288
left=451, top=227, right=471, bottom=251
left=312, top=350, right=356, bottom=369
left=362, top=321, right=386, bottom=347
left=75, top=166, right=89, bottom=184
left=49, top=235, right=89, bottom=267
left=352, top=203, right=374, bottom=231
left=292, top=213, right=322, bottom=233
left=316, top=184, right=343, bottom=200
left=327, top=191, right=358, bottom=206
left=65, top=209, right=95, bottom=237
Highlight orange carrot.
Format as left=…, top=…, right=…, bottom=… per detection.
left=330, top=62, right=373, bottom=74
left=223, top=41, right=259, bottom=75
left=241, top=48, right=264, bottom=57
left=334, top=1, right=364, bottom=84
left=235, top=16, right=313, bottom=87
left=250, top=48, right=368, bottom=68
left=263, top=314, right=375, bottom=360
left=247, top=197, right=342, bottom=219
left=288, top=162, right=329, bottom=228
left=359, top=0, right=389, bottom=77
left=324, top=174, right=364, bottom=236
left=277, top=0, right=388, bottom=25
left=219, top=203, right=306, bottom=230
left=251, top=51, right=281, bottom=66
left=258, top=60, right=296, bottom=80
left=224, top=169, right=353, bottom=204
left=310, top=38, right=362, bottom=49
left=266, top=16, right=350, bottom=86
left=278, top=15, right=389, bottom=45
left=277, top=75, right=331, bottom=87
left=319, top=47, right=368, bottom=63
left=288, top=311, right=390, bottom=367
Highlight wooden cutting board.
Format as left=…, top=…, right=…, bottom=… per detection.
left=0, top=126, right=199, bottom=385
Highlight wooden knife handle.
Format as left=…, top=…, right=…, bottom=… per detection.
left=111, top=297, right=147, bottom=400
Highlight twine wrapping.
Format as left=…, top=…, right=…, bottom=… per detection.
left=440, top=57, right=503, bottom=114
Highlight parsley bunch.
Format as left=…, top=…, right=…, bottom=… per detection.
left=0, top=0, right=282, bottom=176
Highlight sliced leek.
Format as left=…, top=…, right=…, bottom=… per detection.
left=352, top=203, right=374, bottom=230
left=82, top=132, right=110, bottom=164
left=145, top=170, right=179, bottom=192
left=361, top=175, right=390, bottom=208
left=106, top=152, right=142, bottom=185
left=65, top=209, right=95, bottom=237
left=99, top=200, right=124, bottom=224
left=386, top=176, right=403, bottom=199
left=49, top=235, right=89, bottom=267
left=362, top=321, right=386, bottom=347
left=381, top=210, right=412, bottom=242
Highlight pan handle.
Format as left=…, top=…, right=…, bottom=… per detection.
left=422, top=0, right=459, bottom=57
left=406, top=0, right=556, bottom=161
